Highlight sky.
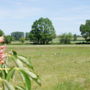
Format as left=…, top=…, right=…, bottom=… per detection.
left=0, top=0, right=90, bottom=35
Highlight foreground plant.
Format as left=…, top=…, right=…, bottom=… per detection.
left=0, top=36, right=41, bottom=90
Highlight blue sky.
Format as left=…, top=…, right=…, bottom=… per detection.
left=0, top=0, right=90, bottom=35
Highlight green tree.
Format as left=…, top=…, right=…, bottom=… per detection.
left=4, top=35, right=12, bottom=44
left=80, top=20, right=90, bottom=42
left=60, top=33, right=73, bottom=44
left=73, top=34, right=77, bottom=41
left=0, top=29, right=4, bottom=36
left=29, top=17, right=56, bottom=44
left=11, top=32, right=24, bottom=40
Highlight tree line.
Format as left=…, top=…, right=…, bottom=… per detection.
left=0, top=17, right=90, bottom=44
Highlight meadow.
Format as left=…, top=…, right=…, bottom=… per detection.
left=8, top=45, right=90, bottom=90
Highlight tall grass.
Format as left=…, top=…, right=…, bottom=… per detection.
left=8, top=45, right=90, bottom=90
left=53, top=81, right=84, bottom=90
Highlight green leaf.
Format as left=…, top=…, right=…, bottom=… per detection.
left=0, top=64, right=8, bottom=79
left=20, top=69, right=31, bottom=90
left=12, top=50, right=17, bottom=57
left=8, top=50, right=41, bottom=87
left=15, top=59, right=24, bottom=68
left=4, top=64, right=9, bottom=74
left=15, top=86, right=25, bottom=90
left=3, top=80, right=15, bottom=90
left=22, top=68, right=41, bottom=86
left=18, top=56, right=33, bottom=69
left=6, top=67, right=15, bottom=81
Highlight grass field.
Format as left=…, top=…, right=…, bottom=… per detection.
left=8, top=45, right=90, bottom=90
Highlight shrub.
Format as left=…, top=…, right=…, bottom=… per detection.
left=4, top=35, right=12, bottom=44
left=0, top=30, right=4, bottom=36
left=20, top=37, right=25, bottom=44
left=60, top=33, right=73, bottom=44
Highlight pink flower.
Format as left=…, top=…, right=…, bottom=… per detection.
left=0, top=50, right=3, bottom=54
left=0, top=54, right=5, bottom=60
left=0, top=54, right=5, bottom=64
left=0, top=46, right=6, bottom=64
left=0, top=36, right=6, bottom=64
left=0, top=46, right=6, bottom=55
left=0, top=46, right=6, bottom=50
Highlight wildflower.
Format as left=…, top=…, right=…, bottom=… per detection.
left=0, top=36, right=6, bottom=64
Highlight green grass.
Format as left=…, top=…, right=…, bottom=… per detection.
left=8, top=45, right=90, bottom=90
left=53, top=81, right=85, bottom=90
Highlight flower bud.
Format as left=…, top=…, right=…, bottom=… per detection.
left=0, top=46, right=6, bottom=50
left=0, top=60, right=4, bottom=64
left=0, top=45, right=6, bottom=64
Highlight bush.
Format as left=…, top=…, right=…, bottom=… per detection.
left=4, top=35, right=12, bottom=44
left=20, top=37, right=25, bottom=44
left=73, top=34, right=77, bottom=41
left=60, top=33, right=73, bottom=44
left=0, top=29, right=4, bottom=36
